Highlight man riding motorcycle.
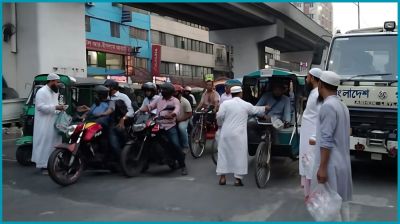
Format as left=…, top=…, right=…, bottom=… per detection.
left=77, top=85, right=112, bottom=126
left=140, top=82, right=160, bottom=114
left=139, top=82, right=188, bottom=175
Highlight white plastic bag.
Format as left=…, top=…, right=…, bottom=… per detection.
left=55, top=111, right=72, bottom=134
left=301, top=146, right=315, bottom=177
left=306, top=183, right=343, bottom=221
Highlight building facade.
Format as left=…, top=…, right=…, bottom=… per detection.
left=85, top=3, right=152, bottom=82
left=150, top=14, right=216, bottom=85
left=292, top=2, right=333, bottom=33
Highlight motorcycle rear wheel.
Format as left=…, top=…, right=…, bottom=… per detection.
left=48, top=148, right=83, bottom=186
left=120, top=142, right=147, bottom=177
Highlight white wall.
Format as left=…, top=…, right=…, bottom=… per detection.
left=2, top=3, right=87, bottom=98
left=36, top=3, right=86, bottom=78
left=151, top=15, right=209, bottom=42
left=160, top=46, right=214, bottom=68
left=2, top=3, right=18, bottom=92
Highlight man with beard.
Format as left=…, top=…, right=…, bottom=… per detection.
left=298, top=68, right=322, bottom=198
left=312, top=71, right=352, bottom=221
left=256, top=80, right=291, bottom=128
left=140, top=82, right=188, bottom=175
left=32, top=73, right=66, bottom=174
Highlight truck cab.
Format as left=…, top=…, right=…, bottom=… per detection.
left=325, top=21, right=398, bottom=160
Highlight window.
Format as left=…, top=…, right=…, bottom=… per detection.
left=200, top=42, right=206, bottom=53
left=110, top=22, right=120, bottom=38
left=130, top=27, right=148, bottom=41
left=87, top=51, right=97, bottom=66
left=151, top=30, right=160, bottom=44
left=206, top=43, right=213, bottom=54
left=106, top=53, right=124, bottom=70
left=160, top=62, right=167, bottom=74
left=85, top=16, right=91, bottom=32
left=216, top=48, right=223, bottom=62
left=187, top=39, right=192, bottom=51
left=135, top=57, right=147, bottom=69
left=165, top=34, right=174, bottom=47
left=309, top=3, right=314, bottom=8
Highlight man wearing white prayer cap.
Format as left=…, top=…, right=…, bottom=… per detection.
left=299, top=67, right=323, bottom=196
left=216, top=83, right=270, bottom=186
left=32, top=73, right=65, bottom=174
left=312, top=70, right=353, bottom=221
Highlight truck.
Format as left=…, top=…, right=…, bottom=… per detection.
left=324, top=21, right=397, bottom=161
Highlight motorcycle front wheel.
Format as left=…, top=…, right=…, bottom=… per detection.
left=120, top=141, right=148, bottom=177
left=48, top=148, right=83, bottom=186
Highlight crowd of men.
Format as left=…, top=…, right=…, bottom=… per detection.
left=32, top=68, right=352, bottom=221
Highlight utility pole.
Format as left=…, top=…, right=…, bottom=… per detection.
left=354, top=2, right=360, bottom=29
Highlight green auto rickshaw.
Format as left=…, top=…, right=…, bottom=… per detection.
left=15, top=74, right=135, bottom=166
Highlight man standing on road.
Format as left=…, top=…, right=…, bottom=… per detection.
left=173, top=84, right=192, bottom=154
left=32, top=73, right=66, bottom=174
left=216, top=86, right=269, bottom=186
left=299, top=68, right=322, bottom=197
left=312, top=71, right=352, bottom=221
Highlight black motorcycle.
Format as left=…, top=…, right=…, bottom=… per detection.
left=120, top=106, right=179, bottom=177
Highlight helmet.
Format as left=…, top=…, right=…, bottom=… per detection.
left=104, top=79, right=119, bottom=89
left=184, top=86, right=192, bottom=92
left=173, top=84, right=183, bottom=93
left=94, top=85, right=110, bottom=93
left=94, top=85, right=109, bottom=99
left=142, top=82, right=157, bottom=91
left=160, top=82, right=175, bottom=95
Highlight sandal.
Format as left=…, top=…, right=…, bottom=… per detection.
left=234, top=178, right=244, bottom=186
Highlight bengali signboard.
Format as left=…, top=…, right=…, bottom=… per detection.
left=86, top=39, right=132, bottom=55
left=151, top=45, right=162, bottom=77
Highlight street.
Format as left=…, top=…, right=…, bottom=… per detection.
left=2, top=128, right=397, bottom=221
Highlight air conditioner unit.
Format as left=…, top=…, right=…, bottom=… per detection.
left=86, top=2, right=95, bottom=7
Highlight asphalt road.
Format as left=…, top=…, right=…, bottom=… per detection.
left=2, top=128, right=398, bottom=221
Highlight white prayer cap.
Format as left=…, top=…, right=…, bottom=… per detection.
left=47, top=73, right=60, bottom=81
left=309, top=68, right=322, bottom=79
left=320, top=71, right=341, bottom=87
left=230, top=86, right=242, bottom=93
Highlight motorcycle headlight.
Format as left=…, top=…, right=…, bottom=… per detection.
left=133, top=123, right=146, bottom=132
left=66, top=125, right=78, bottom=138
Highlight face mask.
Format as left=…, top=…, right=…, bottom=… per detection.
left=50, top=84, right=59, bottom=93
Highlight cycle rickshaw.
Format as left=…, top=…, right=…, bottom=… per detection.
left=212, top=68, right=306, bottom=188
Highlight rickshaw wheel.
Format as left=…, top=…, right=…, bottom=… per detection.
left=16, top=145, right=35, bottom=166
left=211, top=139, right=218, bottom=165
left=255, top=132, right=271, bottom=189
left=190, top=124, right=206, bottom=158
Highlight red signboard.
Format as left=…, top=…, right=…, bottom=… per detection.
left=86, top=39, right=132, bottom=55
left=151, top=45, right=162, bottom=77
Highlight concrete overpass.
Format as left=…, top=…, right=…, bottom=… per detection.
left=125, top=2, right=332, bottom=77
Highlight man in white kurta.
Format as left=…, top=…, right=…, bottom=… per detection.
left=216, top=86, right=267, bottom=186
left=311, top=71, right=352, bottom=221
left=299, top=68, right=322, bottom=196
left=32, top=73, right=65, bottom=172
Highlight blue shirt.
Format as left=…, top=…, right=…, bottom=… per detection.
left=89, top=102, right=110, bottom=116
left=256, top=92, right=291, bottom=122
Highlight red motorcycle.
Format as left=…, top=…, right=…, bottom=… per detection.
left=47, top=119, right=120, bottom=186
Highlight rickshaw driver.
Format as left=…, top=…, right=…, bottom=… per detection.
left=193, top=79, right=220, bottom=125
left=256, top=80, right=291, bottom=128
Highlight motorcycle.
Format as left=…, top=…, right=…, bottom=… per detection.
left=120, top=105, right=179, bottom=177
left=47, top=117, right=120, bottom=186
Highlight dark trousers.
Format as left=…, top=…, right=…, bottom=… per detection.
left=109, top=125, right=126, bottom=156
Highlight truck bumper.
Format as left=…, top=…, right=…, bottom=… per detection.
left=350, top=136, right=397, bottom=160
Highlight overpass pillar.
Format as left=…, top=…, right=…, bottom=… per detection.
left=209, top=23, right=284, bottom=77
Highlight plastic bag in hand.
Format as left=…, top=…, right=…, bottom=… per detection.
left=55, top=111, right=72, bottom=134
left=306, top=183, right=343, bottom=221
